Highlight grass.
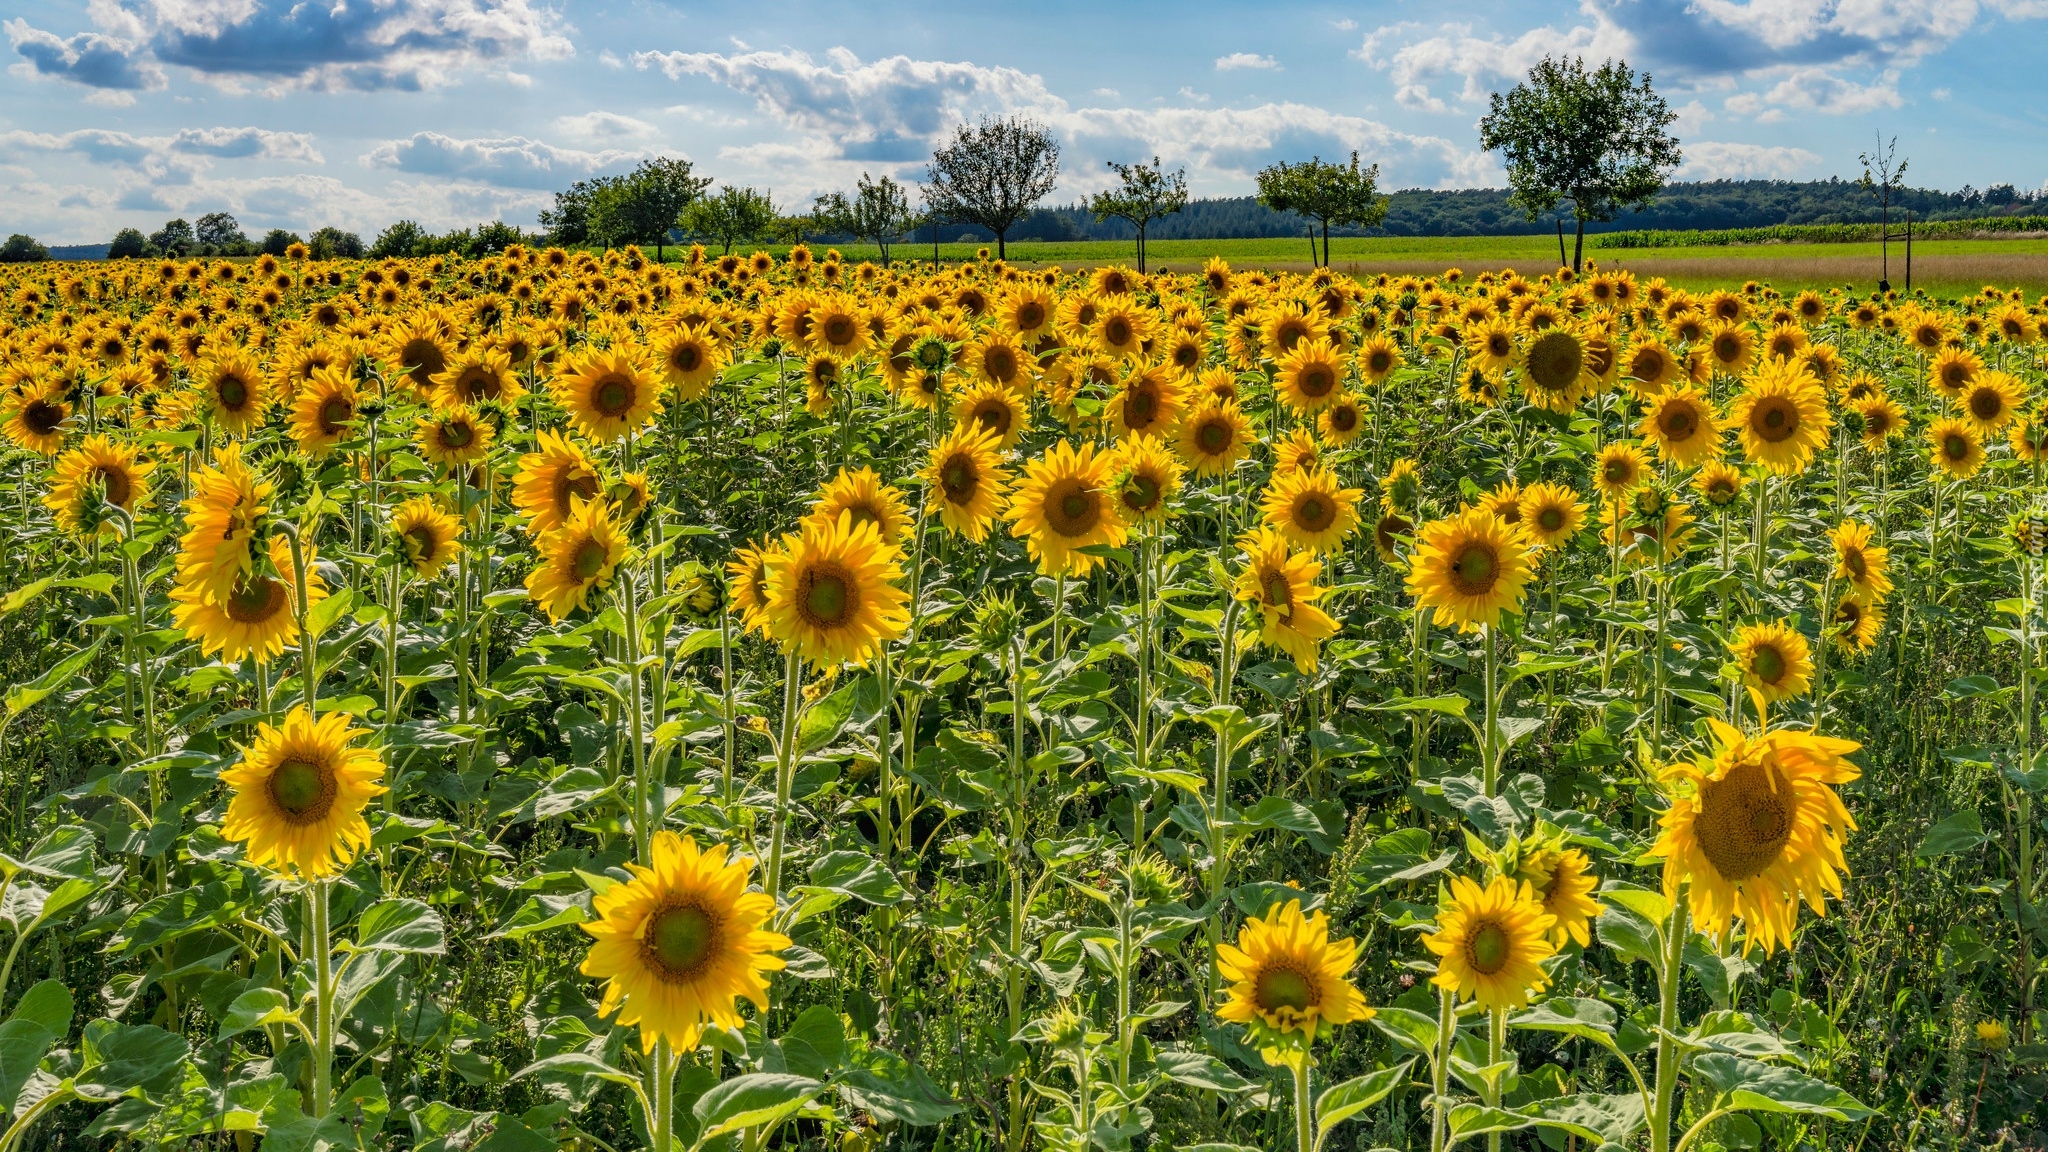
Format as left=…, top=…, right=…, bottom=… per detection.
left=682, top=234, right=2048, bottom=298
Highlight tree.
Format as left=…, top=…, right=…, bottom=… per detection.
left=816, top=172, right=921, bottom=266
left=540, top=179, right=599, bottom=246
left=1254, top=152, right=1390, bottom=267
left=149, top=218, right=195, bottom=257
left=309, top=227, right=364, bottom=260
left=474, top=220, right=526, bottom=255
left=1858, top=134, right=1908, bottom=289
left=195, top=212, right=247, bottom=253
left=680, top=186, right=779, bottom=254
left=1090, top=156, right=1188, bottom=272
left=587, top=157, right=711, bottom=259
left=260, top=228, right=302, bottom=257
left=370, top=220, right=429, bottom=259
left=1477, top=55, right=1681, bottom=272
left=0, top=234, right=49, bottom=263
left=923, top=115, right=1061, bottom=260
left=108, top=228, right=147, bottom=259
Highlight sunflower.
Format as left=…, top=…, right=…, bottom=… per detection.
left=1424, top=875, right=1557, bottom=1011
left=1927, top=345, right=1982, bottom=399
left=1372, top=510, right=1413, bottom=565
left=804, top=467, right=914, bottom=545
left=1928, top=418, right=1985, bottom=480
left=416, top=405, right=493, bottom=469
left=526, top=497, right=629, bottom=623
left=512, top=430, right=603, bottom=535
left=2011, top=418, right=2048, bottom=464
left=1694, top=461, right=1746, bottom=510
left=1215, top=899, right=1371, bottom=1046
left=1654, top=721, right=1860, bottom=953
left=1593, top=442, right=1651, bottom=502
left=807, top=296, right=871, bottom=360
left=1464, top=317, right=1518, bottom=378
left=1261, top=299, right=1327, bottom=359
left=1275, top=427, right=1322, bottom=475
left=1515, top=325, right=1593, bottom=413
left=652, top=325, right=727, bottom=401
left=1636, top=387, right=1721, bottom=469
left=763, top=511, right=911, bottom=666
left=1829, top=594, right=1885, bottom=654
left=1007, top=440, right=1129, bottom=577
left=1356, top=333, right=1403, bottom=385
left=1405, top=509, right=1533, bottom=632
left=996, top=286, right=1057, bottom=342
left=1379, top=458, right=1421, bottom=511
left=392, top=496, right=462, bottom=578
left=1729, top=361, right=1831, bottom=476
left=1829, top=521, right=1891, bottom=603
left=220, top=707, right=385, bottom=877
left=726, top=539, right=783, bottom=636
left=1089, top=295, right=1156, bottom=360
left=1511, top=843, right=1603, bottom=948
left=1517, top=481, right=1586, bottom=551
left=553, top=347, right=663, bottom=441
left=45, top=434, right=151, bottom=537
left=1729, top=620, right=1813, bottom=705
left=1956, top=371, right=2024, bottom=434
left=1108, top=435, right=1183, bottom=524
left=172, top=533, right=321, bottom=664
left=198, top=350, right=270, bottom=435
left=1259, top=466, right=1363, bottom=554
left=919, top=424, right=1011, bottom=543
left=3, top=382, right=71, bottom=455
left=1175, top=401, right=1255, bottom=477
left=1853, top=395, right=1904, bottom=450
left=956, top=381, right=1030, bottom=451
left=1160, top=329, right=1208, bottom=379
left=176, top=443, right=272, bottom=609
left=1273, top=338, right=1346, bottom=413
left=432, top=346, right=523, bottom=410
left=1234, top=527, right=1339, bottom=672
left=382, top=315, right=454, bottom=397
left=1622, top=337, right=1681, bottom=396
left=1318, top=392, right=1366, bottom=446
left=579, top=831, right=789, bottom=1053
left=288, top=368, right=358, bottom=457
left=1107, top=363, right=1187, bottom=440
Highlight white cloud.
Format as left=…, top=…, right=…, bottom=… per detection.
left=1177, top=86, right=1210, bottom=103
left=362, top=132, right=647, bottom=188
left=1725, top=68, right=1902, bottom=118
left=0, top=124, right=321, bottom=173
left=1215, top=52, right=1278, bottom=71
left=1676, top=141, right=1824, bottom=181
left=554, top=111, right=658, bottom=141
left=1332, top=18, right=1357, bottom=31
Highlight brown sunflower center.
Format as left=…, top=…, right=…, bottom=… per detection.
left=1660, top=405, right=1697, bottom=441
left=1844, top=550, right=1867, bottom=579
left=1695, top=758, right=1796, bottom=882
left=1173, top=342, right=1200, bottom=369
left=1047, top=480, right=1101, bottom=537
left=1294, top=495, right=1333, bottom=532
left=1121, top=472, right=1161, bottom=514
left=591, top=373, right=636, bottom=417
left=1488, top=333, right=1513, bottom=358
left=455, top=366, right=499, bottom=401
left=571, top=538, right=610, bottom=582
left=670, top=343, right=702, bottom=372
left=267, top=757, right=337, bottom=823
left=985, top=348, right=1017, bottom=382
left=225, top=576, right=288, bottom=624
left=642, top=901, right=720, bottom=981
left=1124, top=387, right=1159, bottom=427
left=1299, top=365, right=1336, bottom=398
left=23, top=401, right=64, bottom=436
left=553, top=469, right=600, bottom=515
left=1526, top=331, right=1582, bottom=393
left=406, top=526, right=441, bottom=563
left=1264, top=571, right=1292, bottom=610
left=439, top=420, right=475, bottom=450
left=823, top=315, right=856, bottom=347
left=402, top=338, right=447, bottom=380
left=1466, top=920, right=1511, bottom=976
left=1104, top=317, right=1132, bottom=348
left=1537, top=506, right=1565, bottom=532
left=1197, top=420, right=1231, bottom=455
left=1451, top=542, right=1499, bottom=595
left=318, top=397, right=353, bottom=435
left=1713, top=334, right=1742, bottom=364
left=1969, top=388, right=2003, bottom=421
left=799, top=562, right=855, bottom=627
left=1751, top=398, right=1797, bottom=443
left=974, top=403, right=1012, bottom=437
left=93, top=464, right=132, bottom=507
left=1253, top=962, right=1316, bottom=1013
left=1329, top=405, right=1358, bottom=432
left=1016, top=302, right=1045, bottom=330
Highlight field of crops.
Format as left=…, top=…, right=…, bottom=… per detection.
left=0, top=245, right=2043, bottom=1152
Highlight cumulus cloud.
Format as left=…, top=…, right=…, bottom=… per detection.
left=1677, top=140, right=1824, bottom=180
left=363, top=132, right=647, bottom=188
left=7, top=0, right=572, bottom=93
left=0, top=125, right=321, bottom=174
left=1215, top=52, right=1279, bottom=71
left=554, top=112, right=659, bottom=141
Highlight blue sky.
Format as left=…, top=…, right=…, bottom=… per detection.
left=3, top=0, right=2044, bottom=243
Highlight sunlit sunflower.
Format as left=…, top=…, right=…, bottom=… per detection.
left=220, top=706, right=385, bottom=877
left=1703, top=321, right=1756, bottom=377
left=579, top=831, right=789, bottom=1053
left=965, top=332, right=1032, bottom=395
left=431, top=346, right=523, bottom=411
left=1636, top=387, right=1721, bottom=469
left=198, top=350, right=270, bottom=435
left=1694, top=461, right=1747, bottom=510
left=763, top=511, right=911, bottom=666
left=1927, top=345, right=1982, bottom=399
left=1007, top=440, right=1129, bottom=577
left=512, top=430, right=603, bottom=535
left=1318, top=392, right=1367, bottom=446
left=1275, top=426, right=1322, bottom=475
left=1234, top=527, right=1339, bottom=672
left=919, top=424, right=1011, bottom=543
left=45, top=434, right=152, bottom=537
left=288, top=368, right=358, bottom=457
left=553, top=347, right=662, bottom=441
left=1216, top=898, right=1371, bottom=1045
left=1356, top=333, right=1403, bottom=385
left=1729, top=620, right=1813, bottom=705
left=4, top=382, right=72, bottom=455
left=1829, top=594, right=1885, bottom=655
left=1406, top=508, right=1533, bottom=632
left=1828, top=521, right=1891, bottom=603
left=1160, top=329, right=1208, bottom=379
left=1928, top=417, right=1985, bottom=480
left=526, top=496, right=630, bottom=623
left=1517, top=481, right=1586, bottom=551
left=1955, top=370, right=2024, bottom=434
left=1729, top=360, right=1831, bottom=476
left=1464, top=317, right=1518, bottom=379
left=1424, top=874, right=1557, bottom=1012
left=382, top=314, right=454, bottom=396
left=1654, top=720, right=1860, bottom=954
left=1089, top=295, right=1157, bottom=360
left=176, top=443, right=272, bottom=609
left=172, top=533, right=321, bottom=664
left=1622, top=337, right=1681, bottom=397
left=1853, top=395, right=1905, bottom=451
left=392, top=496, right=462, bottom=579
left=1175, top=401, right=1255, bottom=477
left=1260, top=465, right=1363, bottom=554
left=726, top=538, right=783, bottom=636
left=1511, top=843, right=1603, bottom=948
left=1108, top=435, right=1183, bottom=524
left=955, top=381, right=1030, bottom=451
left=1593, top=442, right=1651, bottom=503
left=1513, top=325, right=1593, bottom=413
left=1273, top=338, right=1347, bottom=413
left=803, top=466, right=914, bottom=546
left=1107, top=363, right=1187, bottom=440
left=652, top=325, right=727, bottom=402
left=806, top=295, right=871, bottom=360
left=416, top=405, right=493, bottom=469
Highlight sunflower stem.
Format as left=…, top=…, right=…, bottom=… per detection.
left=1292, top=1054, right=1315, bottom=1152
left=765, top=650, right=803, bottom=904
left=285, top=527, right=318, bottom=716
left=649, top=1039, right=674, bottom=1152
left=1649, top=885, right=1690, bottom=1152
left=307, top=877, right=334, bottom=1119
left=1428, top=987, right=1455, bottom=1152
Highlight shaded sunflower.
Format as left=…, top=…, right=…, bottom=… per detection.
left=1108, top=435, right=1183, bottom=524
left=1694, top=461, right=1747, bottom=510
left=175, top=443, right=272, bottom=609
left=1108, top=363, right=1187, bottom=441
left=392, top=496, right=462, bottom=579
left=1829, top=521, right=1891, bottom=603
left=172, top=533, right=320, bottom=664
left=1233, top=527, right=1339, bottom=672
left=288, top=367, right=357, bottom=457
left=725, top=538, right=784, bottom=637
left=1510, top=841, right=1603, bottom=948
left=526, top=497, right=629, bottom=623
left=1829, top=594, right=1885, bottom=655
left=1275, top=426, right=1322, bottom=475
left=220, top=707, right=385, bottom=877
left=512, top=430, right=602, bottom=535
left=1622, top=337, right=1681, bottom=396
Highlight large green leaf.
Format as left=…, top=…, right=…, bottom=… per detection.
left=1691, top=1054, right=1873, bottom=1120
left=0, top=1019, right=55, bottom=1117
left=1525, top=1092, right=1647, bottom=1145
left=1918, top=811, right=1989, bottom=857
left=74, top=1022, right=189, bottom=1101
left=691, top=1073, right=826, bottom=1144
left=1315, top=1059, right=1414, bottom=1150
left=352, top=899, right=447, bottom=955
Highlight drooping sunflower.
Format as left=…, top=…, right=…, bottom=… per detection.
left=579, top=831, right=790, bottom=1053
left=4, top=381, right=71, bottom=455
left=1829, top=521, right=1892, bottom=604
left=1216, top=899, right=1371, bottom=1045
left=726, top=538, right=783, bottom=636
left=1956, top=371, right=2025, bottom=434
left=1654, top=720, right=1860, bottom=954
left=176, top=443, right=272, bottom=609
left=1640, top=387, right=1723, bottom=468
left=288, top=367, right=358, bottom=457
left=45, top=434, right=152, bottom=537
left=1729, top=620, right=1813, bottom=705
left=1593, top=442, right=1651, bottom=503
left=1275, top=426, right=1322, bottom=475
left=2013, top=417, right=2048, bottom=464
left=526, top=497, right=630, bottom=623
left=1829, top=594, right=1885, bottom=655
left=1108, top=435, right=1183, bottom=524
left=1273, top=337, right=1347, bottom=413
left=762, top=511, right=911, bottom=666
left=652, top=324, right=727, bottom=402
left=919, top=424, right=1011, bottom=543
left=1729, top=360, right=1831, bottom=476
left=1517, top=481, right=1586, bottom=551
left=1007, top=439, right=1129, bottom=577
left=1259, top=465, right=1363, bottom=554
left=1107, top=363, right=1187, bottom=441
left=1511, top=843, right=1604, bottom=948
left=1515, top=325, right=1593, bottom=413
left=955, top=381, right=1030, bottom=451
left=1175, top=401, right=1255, bottom=477
left=1405, top=508, right=1533, bottom=632
left=392, top=496, right=462, bottom=579
left=803, top=467, right=914, bottom=546
left=1318, top=392, right=1366, bottom=446
left=1694, top=461, right=1747, bottom=510
left=1233, top=527, right=1339, bottom=672
left=552, top=347, right=663, bottom=441
left=220, top=706, right=386, bottom=877
left=1928, top=417, right=1985, bottom=480
left=512, top=430, right=603, bottom=535
left=416, top=405, right=493, bottom=469
left=1379, top=457, right=1421, bottom=511
left=172, top=533, right=321, bottom=664
left=1424, top=875, right=1558, bottom=1012
left=198, top=350, right=270, bottom=435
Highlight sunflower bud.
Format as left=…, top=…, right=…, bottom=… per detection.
left=971, top=591, right=1022, bottom=651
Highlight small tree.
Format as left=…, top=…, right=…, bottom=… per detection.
left=817, top=172, right=920, bottom=267
left=1254, top=152, right=1389, bottom=267
left=0, top=235, right=49, bottom=263
left=195, top=212, right=247, bottom=253
left=680, top=186, right=779, bottom=254
left=1090, top=156, right=1188, bottom=273
left=108, top=228, right=148, bottom=259
left=309, top=227, right=363, bottom=260
left=1858, top=134, right=1909, bottom=289
left=540, top=179, right=599, bottom=246
left=588, top=157, right=711, bottom=259
left=474, top=220, right=526, bottom=255
left=370, top=220, right=429, bottom=259
left=924, top=116, right=1061, bottom=260
left=260, top=228, right=302, bottom=257
left=149, top=219, right=195, bottom=257
left=1479, top=55, right=1681, bottom=273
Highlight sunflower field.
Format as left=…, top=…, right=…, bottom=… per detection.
left=0, top=243, right=2043, bottom=1152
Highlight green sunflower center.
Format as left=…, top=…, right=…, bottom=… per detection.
left=268, top=758, right=336, bottom=823
left=572, top=538, right=610, bottom=582
left=1750, top=644, right=1787, bottom=685
left=802, top=566, right=853, bottom=627
left=591, top=373, right=635, bottom=417
left=1254, top=964, right=1315, bottom=1013
left=644, top=902, right=719, bottom=980
left=1451, top=543, right=1499, bottom=596
left=1467, top=921, right=1511, bottom=976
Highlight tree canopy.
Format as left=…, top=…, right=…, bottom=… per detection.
left=681, top=186, right=780, bottom=254
left=1254, top=151, right=1390, bottom=267
left=814, top=173, right=921, bottom=266
left=923, top=116, right=1061, bottom=260
left=1089, top=157, right=1188, bottom=272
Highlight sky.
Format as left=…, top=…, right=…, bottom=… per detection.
left=3, top=0, right=2045, bottom=244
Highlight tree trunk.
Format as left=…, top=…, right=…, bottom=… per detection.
left=1556, top=220, right=1568, bottom=270
left=1322, top=219, right=1331, bottom=269
left=996, top=227, right=1006, bottom=261
left=1571, top=217, right=1585, bottom=274
left=1136, top=223, right=1146, bottom=273
left=1307, top=229, right=1317, bottom=267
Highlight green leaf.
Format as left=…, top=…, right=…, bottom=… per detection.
left=1370, top=1007, right=1440, bottom=1055
left=1447, top=1104, right=1535, bottom=1144
left=1525, top=1093, right=1646, bottom=1145
left=1366, top=695, right=1469, bottom=718
left=1690, top=1054, right=1874, bottom=1120
left=834, top=1051, right=962, bottom=1126
left=767, top=1005, right=845, bottom=1079
left=1151, top=1049, right=1252, bottom=1093
left=306, top=586, right=354, bottom=638
left=691, top=1073, right=826, bottom=1144
left=1508, top=998, right=1619, bottom=1052
left=509, top=1052, right=641, bottom=1088
left=74, top=1022, right=189, bottom=1101
left=7, top=980, right=72, bottom=1036
left=800, top=851, right=907, bottom=907
left=1315, top=1060, right=1414, bottom=1149
left=1919, top=810, right=1990, bottom=857
left=6, top=636, right=105, bottom=719
left=798, top=678, right=861, bottom=754
left=216, top=988, right=298, bottom=1042
left=0, top=1019, right=56, bottom=1117
left=351, top=898, right=447, bottom=955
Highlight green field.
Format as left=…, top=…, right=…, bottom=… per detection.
left=692, top=234, right=2048, bottom=298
